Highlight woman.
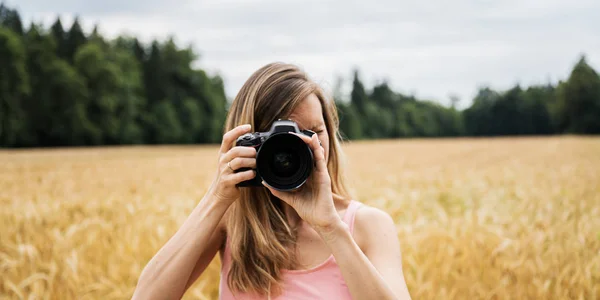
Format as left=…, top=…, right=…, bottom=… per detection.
left=132, top=63, right=412, bottom=300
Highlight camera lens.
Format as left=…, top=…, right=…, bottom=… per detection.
left=271, top=150, right=299, bottom=177
left=256, top=133, right=313, bottom=191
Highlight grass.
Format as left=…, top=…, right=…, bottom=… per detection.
left=1, top=136, right=599, bottom=299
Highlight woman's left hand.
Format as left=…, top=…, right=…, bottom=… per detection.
left=262, top=132, right=340, bottom=231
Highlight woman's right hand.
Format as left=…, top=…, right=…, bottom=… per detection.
left=207, top=124, right=258, bottom=208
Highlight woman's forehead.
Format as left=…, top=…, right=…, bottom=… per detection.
left=288, top=94, right=324, bottom=129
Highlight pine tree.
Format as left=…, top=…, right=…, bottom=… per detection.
left=65, top=17, right=88, bottom=62
left=350, top=69, right=369, bottom=114
left=0, top=5, right=24, bottom=35
left=558, top=55, right=600, bottom=133
left=50, top=17, right=68, bottom=59
left=0, top=27, right=30, bottom=146
left=133, top=38, right=146, bottom=63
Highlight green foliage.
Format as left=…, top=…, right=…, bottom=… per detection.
left=65, top=18, right=87, bottom=62
left=557, top=56, right=600, bottom=134
left=0, top=4, right=230, bottom=147
left=111, top=39, right=146, bottom=144
left=463, top=84, right=558, bottom=136
left=179, top=98, right=204, bottom=144
left=339, top=75, right=465, bottom=140
left=48, top=59, right=96, bottom=145
left=463, top=87, right=497, bottom=136
left=0, top=27, right=29, bottom=146
left=0, top=4, right=23, bottom=35
left=335, top=100, right=360, bottom=140
left=341, top=54, right=599, bottom=139
left=150, top=101, right=183, bottom=144
left=350, top=70, right=369, bottom=114
left=0, top=4, right=599, bottom=148
left=521, top=85, right=555, bottom=134
left=21, top=24, right=58, bottom=146
left=50, top=18, right=67, bottom=59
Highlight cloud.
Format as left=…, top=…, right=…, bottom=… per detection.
left=8, top=0, right=186, bottom=15
left=8, top=0, right=600, bottom=107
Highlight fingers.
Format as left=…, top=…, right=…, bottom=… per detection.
left=220, top=124, right=252, bottom=154
left=228, top=157, right=257, bottom=171
left=228, top=169, right=257, bottom=185
left=221, top=146, right=257, bottom=164
left=292, top=132, right=326, bottom=169
left=309, top=133, right=326, bottom=162
left=291, top=131, right=313, bottom=144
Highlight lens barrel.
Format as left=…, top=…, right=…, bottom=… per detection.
left=256, top=133, right=313, bottom=191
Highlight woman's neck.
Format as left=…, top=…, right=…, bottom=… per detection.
left=282, top=201, right=303, bottom=228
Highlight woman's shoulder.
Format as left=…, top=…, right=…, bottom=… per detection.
left=353, top=202, right=396, bottom=231
left=351, top=201, right=397, bottom=251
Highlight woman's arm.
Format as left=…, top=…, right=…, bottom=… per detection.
left=262, top=132, right=411, bottom=299
left=315, top=206, right=412, bottom=300
left=132, top=124, right=257, bottom=300
left=131, top=196, right=228, bottom=300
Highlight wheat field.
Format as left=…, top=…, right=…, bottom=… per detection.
left=1, top=136, right=599, bottom=299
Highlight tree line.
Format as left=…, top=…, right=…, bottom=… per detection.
left=1, top=4, right=227, bottom=148
left=1, top=4, right=599, bottom=148
left=336, top=58, right=600, bottom=140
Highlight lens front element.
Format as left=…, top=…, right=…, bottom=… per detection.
left=257, top=133, right=313, bottom=191
left=271, top=150, right=299, bottom=178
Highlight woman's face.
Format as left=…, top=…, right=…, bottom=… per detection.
left=288, top=93, right=330, bottom=163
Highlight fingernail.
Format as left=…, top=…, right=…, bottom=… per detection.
left=242, top=124, right=251, bottom=129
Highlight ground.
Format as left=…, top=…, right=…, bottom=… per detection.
left=1, top=136, right=598, bottom=299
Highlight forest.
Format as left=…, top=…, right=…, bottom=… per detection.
left=1, top=4, right=599, bottom=148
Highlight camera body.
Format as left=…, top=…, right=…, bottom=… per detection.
left=235, top=120, right=315, bottom=191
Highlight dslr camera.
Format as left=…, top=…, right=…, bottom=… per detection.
left=234, top=120, right=316, bottom=191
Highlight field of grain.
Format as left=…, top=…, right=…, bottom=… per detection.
left=1, top=136, right=599, bottom=299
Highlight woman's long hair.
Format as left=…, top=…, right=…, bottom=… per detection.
left=223, top=62, right=352, bottom=296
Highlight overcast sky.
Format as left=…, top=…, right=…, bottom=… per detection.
left=8, top=0, right=600, bottom=107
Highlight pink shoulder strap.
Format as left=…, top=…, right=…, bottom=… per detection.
left=342, top=200, right=362, bottom=233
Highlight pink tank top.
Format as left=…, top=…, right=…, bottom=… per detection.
left=219, top=200, right=362, bottom=300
